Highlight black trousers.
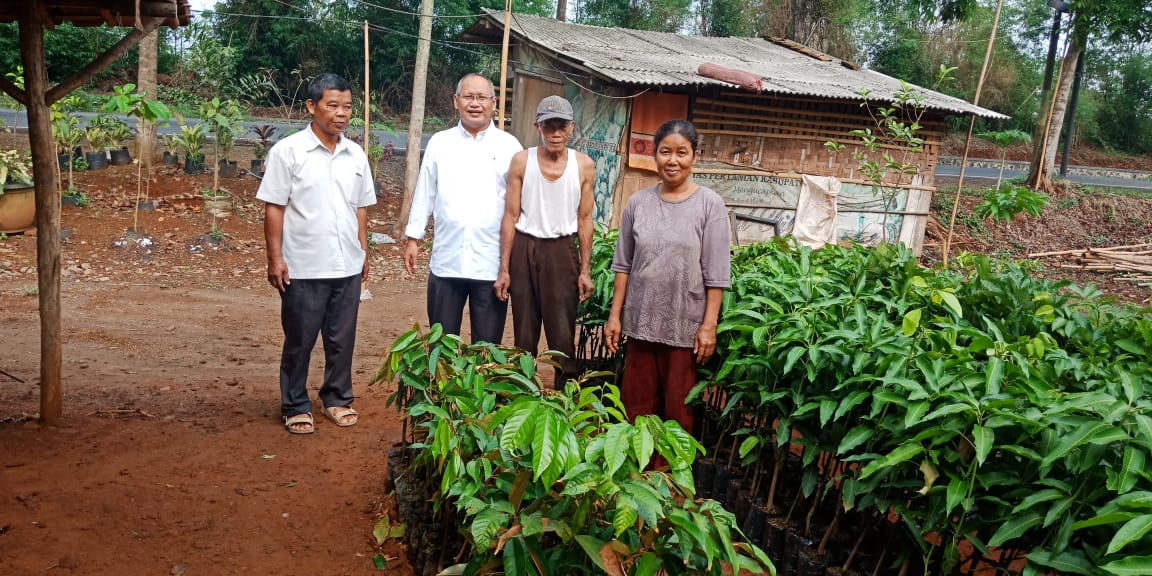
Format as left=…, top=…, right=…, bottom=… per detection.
left=278, top=274, right=361, bottom=417
left=509, top=231, right=580, bottom=379
left=427, top=273, right=507, bottom=344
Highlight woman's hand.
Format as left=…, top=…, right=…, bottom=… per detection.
left=605, top=315, right=623, bottom=355
left=694, top=323, right=717, bottom=364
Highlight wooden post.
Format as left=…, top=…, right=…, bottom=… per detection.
left=396, top=0, right=434, bottom=238
left=363, top=20, right=370, bottom=145
left=137, top=28, right=159, bottom=173
left=497, top=0, right=512, bottom=131
left=20, top=0, right=63, bottom=424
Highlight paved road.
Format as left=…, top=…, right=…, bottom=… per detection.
left=5, top=108, right=1150, bottom=190
left=1, top=108, right=429, bottom=152
left=935, top=164, right=1152, bottom=191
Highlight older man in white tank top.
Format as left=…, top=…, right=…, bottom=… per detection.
left=495, top=96, right=596, bottom=384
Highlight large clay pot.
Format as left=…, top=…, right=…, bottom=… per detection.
left=0, top=183, right=36, bottom=233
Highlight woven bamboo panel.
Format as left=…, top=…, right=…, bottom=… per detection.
left=693, top=90, right=940, bottom=189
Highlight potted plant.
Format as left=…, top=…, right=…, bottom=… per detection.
left=161, top=133, right=179, bottom=166
left=105, top=118, right=134, bottom=166
left=250, top=124, right=277, bottom=175
left=198, top=97, right=245, bottom=180
left=51, top=114, right=83, bottom=192
left=174, top=123, right=206, bottom=175
left=84, top=117, right=113, bottom=170
left=0, top=149, right=35, bottom=233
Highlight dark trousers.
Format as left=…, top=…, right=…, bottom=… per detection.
left=509, top=231, right=580, bottom=380
left=619, top=339, right=696, bottom=433
left=278, top=274, right=361, bottom=417
left=427, top=273, right=507, bottom=344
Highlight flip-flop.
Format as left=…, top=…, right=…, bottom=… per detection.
left=284, top=412, right=315, bottom=434
left=322, top=406, right=358, bottom=427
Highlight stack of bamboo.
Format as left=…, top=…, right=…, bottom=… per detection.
left=1029, top=243, right=1152, bottom=286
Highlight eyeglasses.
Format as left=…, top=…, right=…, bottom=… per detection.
left=456, top=94, right=493, bottom=104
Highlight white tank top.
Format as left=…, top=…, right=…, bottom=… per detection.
left=515, top=147, right=581, bottom=238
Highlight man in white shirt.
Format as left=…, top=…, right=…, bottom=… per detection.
left=257, top=73, right=376, bottom=434
left=403, top=73, right=523, bottom=344
left=495, top=96, right=596, bottom=383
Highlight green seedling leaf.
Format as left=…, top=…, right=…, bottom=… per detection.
left=972, top=424, right=994, bottom=466
left=988, top=512, right=1042, bottom=547
left=1107, top=514, right=1152, bottom=555
left=1100, top=556, right=1152, bottom=576
left=859, top=442, right=922, bottom=480
left=373, top=553, right=387, bottom=570
left=937, top=291, right=962, bottom=318
left=837, top=425, right=874, bottom=455
left=1025, top=549, right=1094, bottom=575
left=902, top=308, right=922, bottom=336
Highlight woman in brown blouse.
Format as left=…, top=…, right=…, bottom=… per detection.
left=604, top=119, right=732, bottom=435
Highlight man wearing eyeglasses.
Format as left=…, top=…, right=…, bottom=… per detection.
left=495, top=95, right=595, bottom=385
left=404, top=73, right=524, bottom=344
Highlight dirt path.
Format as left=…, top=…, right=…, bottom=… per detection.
left=0, top=281, right=425, bottom=574
left=0, top=153, right=429, bottom=574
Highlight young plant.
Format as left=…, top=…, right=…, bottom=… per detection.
left=825, top=66, right=956, bottom=241
left=63, top=187, right=91, bottom=207
left=173, top=123, right=206, bottom=165
left=374, top=327, right=776, bottom=576
left=51, top=112, right=83, bottom=192
left=103, top=118, right=132, bottom=151
left=0, top=149, right=33, bottom=190
left=250, top=124, right=277, bottom=161
left=198, top=97, right=246, bottom=194
left=977, top=129, right=1032, bottom=190
left=973, top=183, right=1050, bottom=223
left=84, top=115, right=115, bottom=153
left=98, top=90, right=149, bottom=231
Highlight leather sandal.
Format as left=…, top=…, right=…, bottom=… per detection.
left=283, top=412, right=315, bottom=434
left=322, top=406, right=358, bottom=427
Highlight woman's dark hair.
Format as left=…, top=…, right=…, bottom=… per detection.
left=653, top=119, right=699, bottom=152
left=308, top=73, right=352, bottom=103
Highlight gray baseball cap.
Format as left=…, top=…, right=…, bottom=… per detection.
left=536, top=95, right=574, bottom=123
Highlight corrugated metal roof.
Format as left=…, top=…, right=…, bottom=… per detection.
left=481, top=10, right=1007, bottom=120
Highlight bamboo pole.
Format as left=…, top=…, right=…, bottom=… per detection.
left=363, top=20, right=370, bottom=145
left=942, top=0, right=1004, bottom=266
left=497, top=0, right=512, bottom=131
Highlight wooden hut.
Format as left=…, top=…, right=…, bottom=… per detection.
left=462, top=11, right=1006, bottom=254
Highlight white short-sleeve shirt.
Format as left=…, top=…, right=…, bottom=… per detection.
left=256, top=125, right=377, bottom=279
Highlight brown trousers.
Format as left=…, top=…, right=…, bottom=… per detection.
left=509, top=231, right=580, bottom=381
left=619, top=338, right=696, bottom=434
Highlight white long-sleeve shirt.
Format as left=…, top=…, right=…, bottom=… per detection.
left=405, top=122, right=523, bottom=281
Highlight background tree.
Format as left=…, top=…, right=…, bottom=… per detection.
left=573, top=0, right=692, bottom=32
left=1026, top=0, right=1152, bottom=191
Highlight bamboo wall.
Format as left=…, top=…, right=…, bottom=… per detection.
left=614, top=89, right=949, bottom=255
